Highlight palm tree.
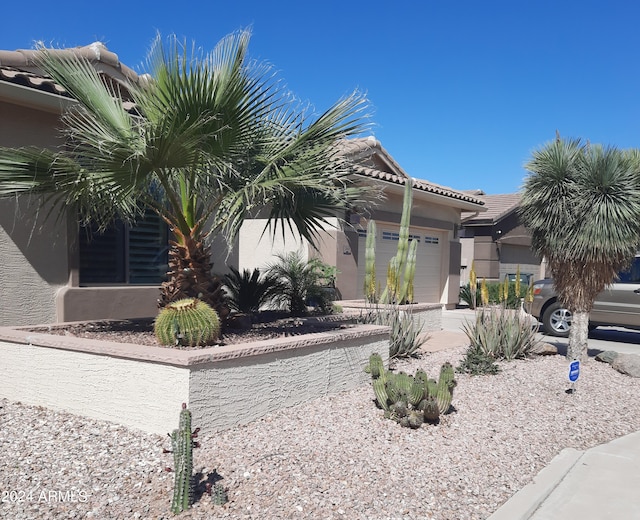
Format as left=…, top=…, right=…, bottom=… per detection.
left=266, top=251, right=334, bottom=316
left=0, top=31, right=372, bottom=319
left=519, top=135, right=640, bottom=360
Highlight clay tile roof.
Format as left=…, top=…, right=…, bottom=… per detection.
left=0, top=42, right=140, bottom=100
left=342, top=137, right=484, bottom=207
left=461, top=192, right=521, bottom=224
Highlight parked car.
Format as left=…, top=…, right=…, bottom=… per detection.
left=507, top=273, right=533, bottom=285
left=528, top=255, right=640, bottom=337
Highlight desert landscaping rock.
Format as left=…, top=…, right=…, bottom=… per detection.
left=611, top=353, right=640, bottom=377
left=531, top=342, right=558, bottom=356
left=595, top=350, right=620, bottom=364
left=1, top=348, right=640, bottom=519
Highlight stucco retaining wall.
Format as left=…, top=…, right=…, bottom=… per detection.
left=337, top=300, right=443, bottom=333
left=0, top=323, right=388, bottom=435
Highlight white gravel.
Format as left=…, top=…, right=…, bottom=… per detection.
left=2, top=347, right=640, bottom=519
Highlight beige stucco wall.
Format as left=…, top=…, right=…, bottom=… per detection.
left=238, top=218, right=311, bottom=271
left=0, top=98, right=72, bottom=326
left=0, top=100, right=63, bottom=148
left=189, top=332, right=388, bottom=432
left=0, top=339, right=190, bottom=433
left=56, top=286, right=161, bottom=322
left=0, top=323, right=388, bottom=435
left=0, top=197, right=70, bottom=326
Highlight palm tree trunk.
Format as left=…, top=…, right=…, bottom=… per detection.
left=158, top=236, right=229, bottom=321
left=567, top=311, right=589, bottom=361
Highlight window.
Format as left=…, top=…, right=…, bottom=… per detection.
left=424, top=236, right=440, bottom=245
left=79, top=210, right=169, bottom=285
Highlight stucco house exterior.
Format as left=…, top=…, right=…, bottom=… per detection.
left=459, top=191, right=543, bottom=286
left=238, top=137, right=485, bottom=306
left=0, top=42, right=484, bottom=326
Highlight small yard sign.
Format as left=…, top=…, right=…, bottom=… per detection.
left=568, top=360, right=580, bottom=382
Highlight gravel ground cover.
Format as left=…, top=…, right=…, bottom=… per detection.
left=2, top=346, right=640, bottom=519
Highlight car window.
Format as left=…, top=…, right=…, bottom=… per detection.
left=617, top=257, right=640, bottom=283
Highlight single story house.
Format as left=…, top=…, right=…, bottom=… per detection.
left=0, top=42, right=485, bottom=326
left=459, top=190, right=543, bottom=286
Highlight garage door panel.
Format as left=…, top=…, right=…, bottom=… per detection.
left=357, top=226, right=443, bottom=303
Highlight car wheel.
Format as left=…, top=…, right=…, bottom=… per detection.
left=542, top=301, right=571, bottom=337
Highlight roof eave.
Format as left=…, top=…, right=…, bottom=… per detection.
left=0, top=79, right=74, bottom=114
left=361, top=175, right=486, bottom=211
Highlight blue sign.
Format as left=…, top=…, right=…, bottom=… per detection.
left=568, top=361, right=580, bottom=382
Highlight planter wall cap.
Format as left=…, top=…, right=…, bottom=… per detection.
left=0, top=323, right=389, bottom=368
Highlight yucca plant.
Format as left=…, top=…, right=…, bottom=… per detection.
left=358, top=303, right=427, bottom=359
left=519, top=136, right=640, bottom=360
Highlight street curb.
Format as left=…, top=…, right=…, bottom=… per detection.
left=486, top=448, right=583, bottom=520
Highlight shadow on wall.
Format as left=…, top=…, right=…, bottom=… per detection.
left=0, top=196, right=70, bottom=285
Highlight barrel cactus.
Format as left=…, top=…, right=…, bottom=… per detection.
left=154, top=298, right=220, bottom=347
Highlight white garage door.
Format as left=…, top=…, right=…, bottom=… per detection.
left=357, top=225, right=444, bottom=303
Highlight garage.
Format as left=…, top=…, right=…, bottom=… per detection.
left=356, top=224, right=444, bottom=303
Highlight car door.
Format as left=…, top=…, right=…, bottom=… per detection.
left=591, top=257, right=640, bottom=327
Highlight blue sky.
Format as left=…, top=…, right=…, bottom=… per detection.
left=4, top=1, right=640, bottom=194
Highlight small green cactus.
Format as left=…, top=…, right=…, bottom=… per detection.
left=211, top=483, right=228, bottom=506
left=154, top=298, right=220, bottom=347
left=408, top=410, right=424, bottom=429
left=364, top=352, right=386, bottom=379
left=169, top=403, right=199, bottom=514
left=365, top=354, right=456, bottom=429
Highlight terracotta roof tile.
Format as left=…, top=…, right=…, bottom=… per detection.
left=0, top=42, right=140, bottom=101
left=343, top=138, right=484, bottom=206
left=462, top=193, right=521, bottom=224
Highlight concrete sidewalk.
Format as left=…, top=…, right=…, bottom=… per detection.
left=487, top=430, right=640, bottom=519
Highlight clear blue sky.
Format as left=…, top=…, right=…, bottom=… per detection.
left=4, top=1, right=640, bottom=194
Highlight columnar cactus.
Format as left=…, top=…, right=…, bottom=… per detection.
left=381, top=179, right=416, bottom=304
left=169, top=403, right=199, bottom=514
left=401, top=239, right=418, bottom=304
left=366, top=354, right=456, bottom=428
left=364, top=220, right=378, bottom=303
left=154, top=298, right=220, bottom=347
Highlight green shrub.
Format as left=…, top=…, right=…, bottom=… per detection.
left=456, top=345, right=500, bottom=375
left=462, top=306, right=539, bottom=361
left=222, top=266, right=283, bottom=314
left=459, top=283, right=477, bottom=309
left=460, top=281, right=529, bottom=310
